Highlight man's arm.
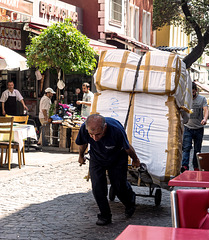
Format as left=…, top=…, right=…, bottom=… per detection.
left=78, top=144, right=88, bottom=165
left=20, top=99, right=28, bottom=111
left=42, top=109, right=48, bottom=122
left=201, top=106, right=208, bottom=125
left=76, top=100, right=91, bottom=106
left=125, top=144, right=140, bottom=167
left=2, top=102, right=5, bottom=115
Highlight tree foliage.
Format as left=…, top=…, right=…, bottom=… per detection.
left=26, top=19, right=97, bottom=75
left=153, top=0, right=209, bottom=68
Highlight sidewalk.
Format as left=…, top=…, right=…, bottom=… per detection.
left=0, top=123, right=208, bottom=239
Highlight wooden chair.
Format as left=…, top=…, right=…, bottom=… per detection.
left=196, top=152, right=209, bottom=171
left=5, top=115, right=29, bottom=124
left=171, top=189, right=209, bottom=229
left=0, top=117, right=21, bottom=170
left=5, top=115, right=29, bottom=165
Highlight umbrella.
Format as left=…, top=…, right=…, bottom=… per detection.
left=0, top=45, right=28, bottom=71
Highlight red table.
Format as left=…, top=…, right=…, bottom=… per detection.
left=168, top=170, right=209, bottom=188
left=115, top=225, right=209, bottom=240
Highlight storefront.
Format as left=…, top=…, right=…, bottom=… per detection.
left=0, top=0, right=83, bottom=117
left=0, top=0, right=117, bottom=119
left=0, top=0, right=33, bottom=115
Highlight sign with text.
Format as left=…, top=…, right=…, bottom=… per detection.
left=39, top=1, right=78, bottom=22
left=0, top=0, right=33, bottom=16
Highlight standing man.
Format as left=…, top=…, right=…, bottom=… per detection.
left=76, top=114, right=140, bottom=226
left=181, top=82, right=208, bottom=172
left=38, top=87, right=56, bottom=145
left=76, top=82, right=94, bottom=117
left=0, top=80, right=28, bottom=116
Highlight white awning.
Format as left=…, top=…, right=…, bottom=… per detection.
left=195, top=81, right=209, bottom=93
left=89, top=39, right=117, bottom=54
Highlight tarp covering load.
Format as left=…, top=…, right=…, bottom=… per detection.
left=92, top=49, right=193, bottom=188
left=91, top=91, right=182, bottom=187
left=94, top=49, right=192, bottom=119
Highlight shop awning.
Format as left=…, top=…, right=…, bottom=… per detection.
left=24, top=23, right=117, bottom=53
left=0, top=45, right=28, bottom=71
left=89, top=39, right=117, bottom=54
left=106, top=32, right=150, bottom=51
left=23, top=23, right=47, bottom=34
left=156, top=46, right=188, bottom=52
left=194, top=81, right=209, bottom=93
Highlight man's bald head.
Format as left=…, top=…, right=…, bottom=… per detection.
left=86, top=114, right=105, bottom=129
left=85, top=114, right=107, bottom=141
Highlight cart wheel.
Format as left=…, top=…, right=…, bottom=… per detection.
left=154, top=189, right=162, bottom=206
left=109, top=186, right=116, bottom=201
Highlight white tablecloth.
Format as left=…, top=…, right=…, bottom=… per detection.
left=0, top=124, right=37, bottom=150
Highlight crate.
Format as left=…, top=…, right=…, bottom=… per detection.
left=70, top=127, right=80, bottom=152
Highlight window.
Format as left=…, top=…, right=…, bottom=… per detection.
left=110, top=0, right=122, bottom=22
left=129, top=4, right=139, bottom=41
left=142, top=10, right=151, bottom=45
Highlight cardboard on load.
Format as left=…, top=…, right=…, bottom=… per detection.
left=91, top=90, right=183, bottom=188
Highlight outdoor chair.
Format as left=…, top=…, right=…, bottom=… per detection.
left=170, top=189, right=209, bottom=229
left=0, top=116, right=21, bottom=170
left=5, top=114, right=29, bottom=165
left=197, top=152, right=209, bottom=171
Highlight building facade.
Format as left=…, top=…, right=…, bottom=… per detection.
left=63, top=0, right=153, bottom=53
left=0, top=0, right=153, bottom=116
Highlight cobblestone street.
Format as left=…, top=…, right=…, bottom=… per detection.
left=0, top=151, right=172, bottom=240
left=0, top=124, right=209, bottom=239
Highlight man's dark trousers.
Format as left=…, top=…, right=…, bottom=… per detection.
left=89, top=157, right=135, bottom=219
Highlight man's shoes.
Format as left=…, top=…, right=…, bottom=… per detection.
left=194, top=168, right=199, bottom=171
left=96, top=214, right=112, bottom=226
left=125, top=206, right=136, bottom=218
left=180, top=166, right=188, bottom=173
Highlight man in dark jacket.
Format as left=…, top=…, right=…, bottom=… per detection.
left=76, top=114, right=140, bottom=226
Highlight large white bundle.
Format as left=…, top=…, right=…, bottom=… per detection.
left=94, top=49, right=181, bottom=94
left=91, top=90, right=183, bottom=188
left=94, top=50, right=192, bottom=119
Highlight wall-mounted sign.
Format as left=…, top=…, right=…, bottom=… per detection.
left=39, top=1, right=78, bottom=22
left=0, top=7, right=31, bottom=23
left=0, top=0, right=33, bottom=16
left=206, top=63, right=209, bottom=67
left=0, top=26, right=22, bottom=50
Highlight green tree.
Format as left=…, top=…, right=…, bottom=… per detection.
left=26, top=19, right=97, bottom=76
left=153, top=0, right=209, bottom=68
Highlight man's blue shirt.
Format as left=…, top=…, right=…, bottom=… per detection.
left=76, top=117, right=130, bottom=166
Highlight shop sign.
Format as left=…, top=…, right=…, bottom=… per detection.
left=0, top=7, right=30, bottom=22
left=0, top=26, right=22, bottom=50
left=39, top=1, right=78, bottom=22
left=0, top=0, right=33, bottom=16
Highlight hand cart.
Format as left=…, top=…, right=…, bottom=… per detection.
left=108, top=163, right=162, bottom=206
left=109, top=163, right=162, bottom=206
left=83, top=155, right=162, bottom=206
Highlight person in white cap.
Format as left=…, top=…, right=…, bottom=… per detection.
left=38, top=87, right=56, bottom=145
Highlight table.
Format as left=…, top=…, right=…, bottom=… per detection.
left=0, top=124, right=37, bottom=150
left=115, top=225, right=209, bottom=240
left=168, top=170, right=209, bottom=188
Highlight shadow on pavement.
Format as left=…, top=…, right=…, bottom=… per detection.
left=0, top=187, right=172, bottom=240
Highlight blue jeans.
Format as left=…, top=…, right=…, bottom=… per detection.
left=182, top=126, right=204, bottom=169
